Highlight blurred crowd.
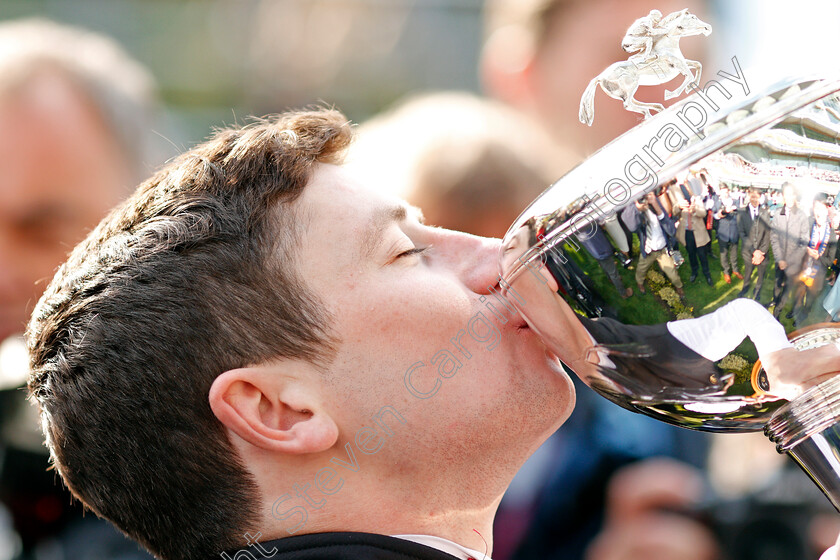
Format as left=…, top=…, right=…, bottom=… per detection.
left=630, top=173, right=840, bottom=325
left=0, top=1, right=837, bottom=560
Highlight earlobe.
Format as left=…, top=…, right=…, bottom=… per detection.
left=209, top=366, right=339, bottom=455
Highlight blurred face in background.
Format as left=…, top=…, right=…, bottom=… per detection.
left=783, top=185, right=798, bottom=208
left=0, top=71, right=130, bottom=341
left=484, top=0, right=707, bottom=156
left=814, top=201, right=829, bottom=225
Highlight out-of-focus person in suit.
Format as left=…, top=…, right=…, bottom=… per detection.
left=675, top=187, right=713, bottom=286
left=737, top=187, right=772, bottom=302
left=713, top=184, right=742, bottom=284
left=770, top=182, right=811, bottom=319
left=789, top=194, right=837, bottom=326
left=0, top=18, right=163, bottom=559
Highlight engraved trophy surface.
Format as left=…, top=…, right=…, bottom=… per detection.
left=579, top=9, right=712, bottom=126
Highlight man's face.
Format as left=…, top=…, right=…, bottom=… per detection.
left=749, top=191, right=761, bottom=207
left=720, top=187, right=730, bottom=199
left=783, top=186, right=798, bottom=208
left=293, top=163, right=574, bottom=476
left=814, top=202, right=829, bottom=225
left=0, top=73, right=130, bottom=341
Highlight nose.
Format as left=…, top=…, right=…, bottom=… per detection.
left=428, top=228, right=502, bottom=294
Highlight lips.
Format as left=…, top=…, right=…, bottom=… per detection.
left=507, top=314, right=530, bottom=332
left=509, top=314, right=531, bottom=333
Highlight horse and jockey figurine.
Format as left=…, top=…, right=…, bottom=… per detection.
left=579, top=9, right=712, bottom=126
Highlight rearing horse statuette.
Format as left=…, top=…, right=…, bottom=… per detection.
left=579, top=9, right=712, bottom=126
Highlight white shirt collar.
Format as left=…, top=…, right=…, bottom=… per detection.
left=393, top=534, right=492, bottom=560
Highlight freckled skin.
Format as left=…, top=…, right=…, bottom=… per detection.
left=276, top=163, right=575, bottom=542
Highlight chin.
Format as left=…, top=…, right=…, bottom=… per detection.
left=512, top=351, right=576, bottom=426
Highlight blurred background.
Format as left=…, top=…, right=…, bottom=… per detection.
left=0, top=1, right=839, bottom=559
left=4, top=0, right=491, bottom=151
left=0, top=0, right=834, bottom=151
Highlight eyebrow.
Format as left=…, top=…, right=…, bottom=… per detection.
left=359, top=204, right=423, bottom=259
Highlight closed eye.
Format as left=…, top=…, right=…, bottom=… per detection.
left=398, top=246, right=430, bottom=258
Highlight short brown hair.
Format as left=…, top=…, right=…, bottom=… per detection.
left=27, top=109, right=350, bottom=560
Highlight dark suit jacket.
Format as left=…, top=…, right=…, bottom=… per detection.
left=770, top=205, right=810, bottom=270
left=713, top=198, right=740, bottom=243
left=578, top=224, right=615, bottom=261
left=579, top=316, right=723, bottom=395
left=218, top=532, right=460, bottom=559
left=808, top=220, right=838, bottom=270
left=737, top=205, right=771, bottom=256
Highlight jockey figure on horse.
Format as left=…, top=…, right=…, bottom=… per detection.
left=579, top=9, right=712, bottom=126
left=623, top=10, right=668, bottom=65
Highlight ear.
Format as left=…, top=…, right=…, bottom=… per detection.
left=209, top=364, right=339, bottom=455
left=479, top=25, right=537, bottom=108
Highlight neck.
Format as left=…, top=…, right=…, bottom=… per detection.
left=264, top=482, right=499, bottom=554
left=255, top=445, right=511, bottom=556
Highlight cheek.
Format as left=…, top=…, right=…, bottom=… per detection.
left=335, top=275, right=474, bottom=365
left=327, top=279, right=478, bottom=422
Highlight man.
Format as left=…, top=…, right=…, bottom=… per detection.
left=26, top=109, right=576, bottom=560
left=714, top=184, right=742, bottom=284
left=0, top=18, right=161, bottom=558
left=737, top=187, right=772, bottom=301
left=770, top=182, right=810, bottom=318
left=577, top=224, right=633, bottom=299
left=352, top=94, right=707, bottom=560
left=346, top=91, right=572, bottom=238
left=622, top=192, right=685, bottom=296
left=481, top=2, right=725, bottom=558
left=674, top=189, right=712, bottom=286
left=0, top=18, right=159, bottom=345
left=789, top=195, right=837, bottom=325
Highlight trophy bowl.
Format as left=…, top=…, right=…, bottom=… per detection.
left=500, top=75, right=840, bottom=508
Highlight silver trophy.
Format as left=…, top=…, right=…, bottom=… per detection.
left=504, top=74, right=840, bottom=510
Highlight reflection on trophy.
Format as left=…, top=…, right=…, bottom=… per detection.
left=504, top=75, right=840, bottom=510
left=579, top=9, right=712, bottom=126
